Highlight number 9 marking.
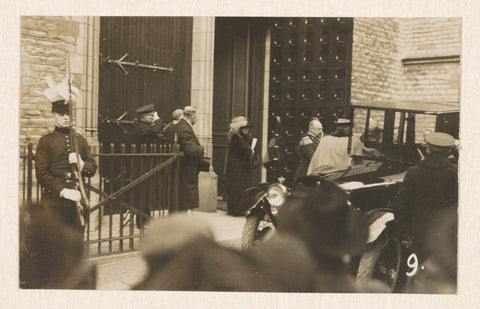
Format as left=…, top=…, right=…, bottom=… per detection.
left=406, top=253, right=419, bottom=277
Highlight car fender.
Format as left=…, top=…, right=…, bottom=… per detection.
left=366, top=212, right=395, bottom=244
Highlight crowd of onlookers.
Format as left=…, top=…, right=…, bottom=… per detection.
left=20, top=182, right=456, bottom=293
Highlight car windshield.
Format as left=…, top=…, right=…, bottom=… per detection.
left=351, top=107, right=453, bottom=164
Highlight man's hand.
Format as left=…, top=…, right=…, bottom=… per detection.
left=69, top=153, right=85, bottom=171
left=60, top=188, right=82, bottom=202
left=153, top=112, right=160, bottom=121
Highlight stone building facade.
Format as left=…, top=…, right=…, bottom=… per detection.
left=20, top=16, right=99, bottom=146
left=19, top=17, right=461, bottom=205
left=351, top=18, right=461, bottom=139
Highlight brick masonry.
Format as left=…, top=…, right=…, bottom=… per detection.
left=351, top=18, right=461, bottom=139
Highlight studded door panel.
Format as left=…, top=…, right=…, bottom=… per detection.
left=267, top=17, right=353, bottom=185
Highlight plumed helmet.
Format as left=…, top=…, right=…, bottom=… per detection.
left=37, top=77, right=79, bottom=104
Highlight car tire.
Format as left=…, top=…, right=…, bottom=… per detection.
left=356, top=232, right=401, bottom=292
left=241, top=215, right=262, bottom=252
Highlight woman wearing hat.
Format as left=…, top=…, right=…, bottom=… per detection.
left=225, top=117, right=259, bottom=216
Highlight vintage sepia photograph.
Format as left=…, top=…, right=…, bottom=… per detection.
left=17, top=16, right=461, bottom=295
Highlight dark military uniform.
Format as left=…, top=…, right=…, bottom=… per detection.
left=35, top=126, right=97, bottom=229
left=294, top=133, right=320, bottom=181
left=392, top=151, right=458, bottom=260
left=130, top=104, right=164, bottom=227
left=131, top=120, right=164, bottom=147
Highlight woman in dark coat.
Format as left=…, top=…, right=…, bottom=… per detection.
left=226, top=117, right=258, bottom=216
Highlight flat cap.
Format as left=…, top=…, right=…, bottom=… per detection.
left=136, top=104, right=155, bottom=115
left=140, top=214, right=214, bottom=257
left=425, top=132, right=455, bottom=148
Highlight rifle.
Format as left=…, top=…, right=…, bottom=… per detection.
left=66, top=54, right=89, bottom=227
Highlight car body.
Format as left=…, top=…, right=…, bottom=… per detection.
left=310, top=100, right=459, bottom=211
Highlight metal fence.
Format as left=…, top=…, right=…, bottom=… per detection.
left=20, top=142, right=182, bottom=257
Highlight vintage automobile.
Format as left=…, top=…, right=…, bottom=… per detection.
left=240, top=100, right=459, bottom=292
left=312, top=100, right=459, bottom=291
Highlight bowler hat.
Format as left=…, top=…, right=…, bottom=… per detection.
left=136, top=104, right=155, bottom=115
left=278, top=176, right=368, bottom=258
left=425, top=132, right=455, bottom=149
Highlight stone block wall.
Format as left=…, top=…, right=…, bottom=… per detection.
left=400, top=18, right=461, bottom=102
left=20, top=16, right=99, bottom=148
left=351, top=18, right=404, bottom=103
left=351, top=18, right=461, bottom=140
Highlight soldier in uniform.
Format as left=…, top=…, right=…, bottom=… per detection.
left=131, top=104, right=164, bottom=147
left=392, top=132, right=458, bottom=262
left=35, top=80, right=97, bottom=231
left=293, top=118, right=323, bottom=181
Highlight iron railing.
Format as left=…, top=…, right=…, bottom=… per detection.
left=20, top=142, right=181, bottom=257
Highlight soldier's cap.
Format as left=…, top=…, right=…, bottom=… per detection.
left=52, top=100, right=70, bottom=113
left=425, top=132, right=455, bottom=149
left=136, top=104, right=155, bottom=115
left=140, top=214, right=214, bottom=258
left=334, top=118, right=351, bottom=125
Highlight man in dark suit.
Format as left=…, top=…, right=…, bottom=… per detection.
left=174, top=106, right=205, bottom=212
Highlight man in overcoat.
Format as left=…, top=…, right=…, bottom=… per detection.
left=163, top=108, right=184, bottom=145
left=307, top=118, right=363, bottom=174
left=35, top=79, right=97, bottom=231
left=392, top=132, right=458, bottom=261
left=174, top=106, right=205, bottom=211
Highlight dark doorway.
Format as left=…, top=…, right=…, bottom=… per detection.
left=212, top=18, right=268, bottom=197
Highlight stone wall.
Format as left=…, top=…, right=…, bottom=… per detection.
left=20, top=16, right=99, bottom=148
left=351, top=18, right=404, bottom=104
left=400, top=18, right=461, bottom=102
left=351, top=18, right=461, bottom=140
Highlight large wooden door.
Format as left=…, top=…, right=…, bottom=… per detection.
left=212, top=18, right=267, bottom=196
left=267, top=17, right=354, bottom=185
left=98, top=17, right=193, bottom=143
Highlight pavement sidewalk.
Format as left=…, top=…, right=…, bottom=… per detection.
left=91, top=209, right=246, bottom=290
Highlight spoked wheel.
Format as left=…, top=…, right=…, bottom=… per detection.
left=240, top=214, right=275, bottom=252
left=356, top=232, right=402, bottom=292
